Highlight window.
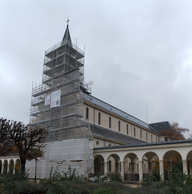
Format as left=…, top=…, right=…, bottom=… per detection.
left=86, top=107, right=89, bottom=119
left=98, top=112, right=101, bottom=125
left=146, top=132, right=148, bottom=141
left=140, top=130, right=142, bottom=139
left=137, top=163, right=139, bottom=172
left=118, top=121, right=120, bottom=132
left=109, top=161, right=111, bottom=172
left=127, top=124, right=128, bottom=134
left=120, top=162, right=121, bottom=172
left=96, top=141, right=99, bottom=145
left=109, top=143, right=111, bottom=146
left=156, top=136, right=157, bottom=142
left=151, top=135, right=153, bottom=142
left=109, top=117, right=111, bottom=128
left=165, top=137, right=167, bottom=141
left=134, top=127, right=136, bottom=137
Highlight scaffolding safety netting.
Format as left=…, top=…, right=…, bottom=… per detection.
left=28, top=26, right=93, bottom=179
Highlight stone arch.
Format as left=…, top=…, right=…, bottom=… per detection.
left=9, top=159, right=14, bottom=174
left=15, top=159, right=20, bottom=173
left=123, top=153, right=138, bottom=181
left=163, top=150, right=182, bottom=180
left=107, top=153, right=121, bottom=174
left=142, top=151, right=160, bottom=181
left=0, top=160, right=2, bottom=174
left=3, top=160, right=8, bottom=174
left=94, top=155, right=104, bottom=176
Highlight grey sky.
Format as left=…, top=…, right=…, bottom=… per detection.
left=1, top=0, right=192, bottom=136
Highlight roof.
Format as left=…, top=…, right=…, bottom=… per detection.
left=90, top=124, right=146, bottom=145
left=149, top=121, right=172, bottom=134
left=94, top=139, right=192, bottom=150
left=62, top=25, right=72, bottom=45
left=83, top=93, right=157, bottom=133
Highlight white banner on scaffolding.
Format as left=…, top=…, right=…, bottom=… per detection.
left=50, top=90, right=61, bottom=108
left=45, top=94, right=51, bottom=106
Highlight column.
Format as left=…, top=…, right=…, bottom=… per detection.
left=148, top=161, right=152, bottom=175
left=139, top=160, right=143, bottom=182
left=104, top=162, right=108, bottom=175
left=120, top=161, right=124, bottom=182
left=167, top=161, right=172, bottom=172
left=1, top=160, right=4, bottom=174
left=159, top=160, right=164, bottom=180
left=7, top=159, right=10, bottom=173
left=183, top=159, right=188, bottom=174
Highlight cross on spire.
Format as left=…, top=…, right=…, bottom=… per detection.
left=66, top=18, right=70, bottom=26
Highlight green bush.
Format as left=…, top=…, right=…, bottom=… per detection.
left=89, top=187, right=118, bottom=194
left=47, top=182, right=83, bottom=194
left=0, top=170, right=29, bottom=194
left=107, top=172, right=122, bottom=182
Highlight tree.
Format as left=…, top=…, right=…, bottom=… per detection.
left=159, top=122, right=189, bottom=140
left=0, top=118, right=15, bottom=155
left=0, top=118, right=48, bottom=171
left=153, top=123, right=189, bottom=173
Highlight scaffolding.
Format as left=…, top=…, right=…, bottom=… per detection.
left=30, top=27, right=93, bottom=142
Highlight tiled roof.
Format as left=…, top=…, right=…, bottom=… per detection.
left=149, top=121, right=172, bottom=134
left=94, top=139, right=192, bottom=150
left=90, top=124, right=146, bottom=145
left=83, top=93, right=156, bottom=133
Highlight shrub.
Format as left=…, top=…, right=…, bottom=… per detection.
left=89, top=187, right=118, bottom=194
left=107, top=172, right=122, bottom=182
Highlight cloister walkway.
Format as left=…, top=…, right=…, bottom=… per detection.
left=0, top=154, right=20, bottom=174
left=93, top=139, right=192, bottom=182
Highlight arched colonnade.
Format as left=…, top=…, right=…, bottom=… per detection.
left=0, top=156, right=20, bottom=174
left=93, top=140, right=192, bottom=182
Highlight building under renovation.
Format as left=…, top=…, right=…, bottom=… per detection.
left=16, top=24, right=191, bottom=181
left=27, top=25, right=93, bottom=178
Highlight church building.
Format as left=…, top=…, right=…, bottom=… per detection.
left=1, top=25, right=192, bottom=182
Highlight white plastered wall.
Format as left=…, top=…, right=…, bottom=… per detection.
left=26, top=138, right=93, bottom=179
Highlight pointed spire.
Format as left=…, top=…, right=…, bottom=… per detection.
left=62, top=19, right=72, bottom=45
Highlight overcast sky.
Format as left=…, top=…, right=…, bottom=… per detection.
left=1, top=0, right=192, bottom=136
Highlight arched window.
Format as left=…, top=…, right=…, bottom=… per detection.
left=127, top=124, right=128, bottom=134
left=9, top=160, right=14, bottom=174
left=3, top=160, right=8, bottom=174
left=86, top=107, right=89, bottom=119
left=118, top=121, right=120, bottom=132
left=109, top=117, right=111, bottom=128
left=109, top=160, right=111, bottom=172
left=98, top=112, right=101, bottom=125
left=15, top=159, right=20, bottom=173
